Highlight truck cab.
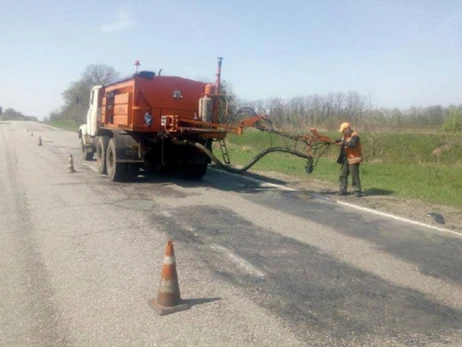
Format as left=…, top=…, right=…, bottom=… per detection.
left=79, top=85, right=102, bottom=160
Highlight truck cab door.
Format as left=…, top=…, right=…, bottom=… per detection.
left=86, top=85, right=102, bottom=136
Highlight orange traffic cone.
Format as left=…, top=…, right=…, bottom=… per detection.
left=150, top=240, right=190, bottom=315
left=68, top=154, right=76, bottom=173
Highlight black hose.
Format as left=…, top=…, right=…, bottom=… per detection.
left=172, top=105, right=329, bottom=174
left=226, top=107, right=260, bottom=129
left=190, top=141, right=313, bottom=174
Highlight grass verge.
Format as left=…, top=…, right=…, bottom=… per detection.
left=221, top=134, right=462, bottom=209
left=42, top=120, right=79, bottom=132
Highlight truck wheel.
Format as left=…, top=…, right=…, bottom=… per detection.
left=181, top=163, right=208, bottom=180
left=96, top=136, right=110, bottom=174
left=81, top=138, right=94, bottom=161
left=106, top=138, right=126, bottom=182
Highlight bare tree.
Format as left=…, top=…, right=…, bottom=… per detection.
left=267, top=97, right=286, bottom=128
left=82, top=65, right=119, bottom=87
left=55, top=65, right=119, bottom=124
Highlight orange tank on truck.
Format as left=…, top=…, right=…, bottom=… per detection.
left=98, top=72, right=216, bottom=132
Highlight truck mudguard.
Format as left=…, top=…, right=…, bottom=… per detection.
left=112, top=131, right=144, bottom=163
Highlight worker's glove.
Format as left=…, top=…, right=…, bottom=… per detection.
left=335, top=139, right=344, bottom=144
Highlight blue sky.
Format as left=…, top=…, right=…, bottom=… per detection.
left=1, top=0, right=461, bottom=120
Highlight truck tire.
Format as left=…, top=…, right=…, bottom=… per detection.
left=106, top=138, right=127, bottom=182
left=96, top=136, right=110, bottom=175
left=81, top=138, right=94, bottom=161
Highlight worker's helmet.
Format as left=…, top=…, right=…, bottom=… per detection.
left=338, top=122, right=351, bottom=132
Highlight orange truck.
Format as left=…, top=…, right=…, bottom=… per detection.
left=79, top=58, right=242, bottom=181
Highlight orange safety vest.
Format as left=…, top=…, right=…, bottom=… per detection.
left=343, top=131, right=363, bottom=164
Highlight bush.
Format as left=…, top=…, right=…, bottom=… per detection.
left=442, top=107, right=462, bottom=132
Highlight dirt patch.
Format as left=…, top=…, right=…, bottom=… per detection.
left=251, top=170, right=462, bottom=234
left=431, top=144, right=452, bottom=156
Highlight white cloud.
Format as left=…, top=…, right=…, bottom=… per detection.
left=177, top=11, right=204, bottom=38
left=100, top=6, right=135, bottom=33
left=161, top=1, right=205, bottom=38
left=426, top=7, right=462, bottom=39
left=439, top=8, right=462, bottom=30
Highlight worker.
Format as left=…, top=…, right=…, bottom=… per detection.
left=335, top=122, right=363, bottom=197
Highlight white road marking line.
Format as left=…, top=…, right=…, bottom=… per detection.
left=162, top=211, right=173, bottom=218
left=210, top=244, right=266, bottom=278
left=82, top=162, right=98, bottom=172
left=259, top=182, right=296, bottom=191
left=336, top=200, right=462, bottom=238
left=40, top=124, right=64, bottom=131
left=210, top=167, right=462, bottom=238
left=209, top=167, right=296, bottom=191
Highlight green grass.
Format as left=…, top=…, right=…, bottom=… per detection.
left=362, top=132, right=462, bottom=165
left=42, top=120, right=79, bottom=132
left=221, top=130, right=462, bottom=209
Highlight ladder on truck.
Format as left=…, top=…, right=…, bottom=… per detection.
left=218, top=139, right=231, bottom=164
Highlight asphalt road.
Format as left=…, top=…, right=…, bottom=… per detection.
left=1, top=121, right=461, bottom=347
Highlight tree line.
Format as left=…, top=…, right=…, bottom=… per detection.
left=241, top=93, right=462, bottom=133
left=50, top=64, right=459, bottom=133
left=0, top=107, right=38, bottom=122
left=3, top=63, right=460, bottom=133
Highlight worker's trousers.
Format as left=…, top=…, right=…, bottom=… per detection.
left=339, top=162, right=361, bottom=194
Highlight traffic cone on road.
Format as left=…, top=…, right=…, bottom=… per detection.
left=68, top=154, right=76, bottom=173
left=150, top=240, right=190, bottom=315
left=38, top=136, right=42, bottom=146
